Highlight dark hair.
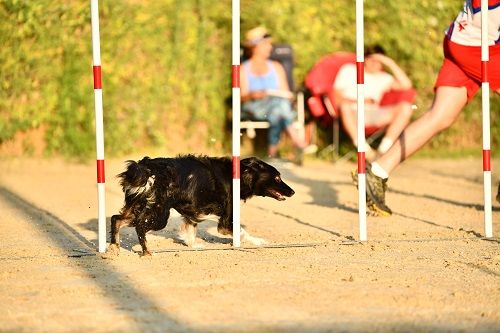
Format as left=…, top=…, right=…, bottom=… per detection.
left=365, top=44, right=386, bottom=57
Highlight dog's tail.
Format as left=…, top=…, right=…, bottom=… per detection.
left=118, top=158, right=155, bottom=200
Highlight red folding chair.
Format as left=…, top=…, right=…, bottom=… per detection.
left=304, top=52, right=414, bottom=161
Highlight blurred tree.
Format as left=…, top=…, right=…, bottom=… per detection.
left=0, top=0, right=497, bottom=157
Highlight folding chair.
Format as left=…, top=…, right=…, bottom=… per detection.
left=304, top=52, right=386, bottom=161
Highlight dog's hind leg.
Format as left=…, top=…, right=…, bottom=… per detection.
left=132, top=207, right=170, bottom=257
left=177, top=218, right=203, bottom=249
left=135, top=225, right=152, bottom=256
left=107, top=214, right=133, bottom=255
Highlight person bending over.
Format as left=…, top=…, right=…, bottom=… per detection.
left=334, top=45, right=415, bottom=161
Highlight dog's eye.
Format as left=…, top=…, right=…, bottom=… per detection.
left=275, top=176, right=281, bottom=182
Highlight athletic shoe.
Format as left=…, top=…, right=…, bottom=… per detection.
left=350, top=165, right=392, bottom=217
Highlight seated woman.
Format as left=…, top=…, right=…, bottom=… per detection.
left=240, top=26, right=314, bottom=159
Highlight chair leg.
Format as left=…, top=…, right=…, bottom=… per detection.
left=333, top=117, right=340, bottom=161
left=296, top=91, right=306, bottom=143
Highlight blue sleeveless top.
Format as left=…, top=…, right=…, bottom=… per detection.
left=243, top=60, right=279, bottom=92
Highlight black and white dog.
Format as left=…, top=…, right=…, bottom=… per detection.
left=108, top=155, right=295, bottom=256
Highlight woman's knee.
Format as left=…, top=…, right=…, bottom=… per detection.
left=274, top=99, right=294, bottom=116
left=398, top=102, right=414, bottom=116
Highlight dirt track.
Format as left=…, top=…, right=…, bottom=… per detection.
left=0, top=157, right=499, bottom=333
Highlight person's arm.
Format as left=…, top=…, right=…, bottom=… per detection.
left=240, top=64, right=267, bottom=103
left=332, top=64, right=357, bottom=105
left=370, top=54, right=412, bottom=90
left=273, top=61, right=291, bottom=92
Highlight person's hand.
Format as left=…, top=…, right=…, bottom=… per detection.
left=367, top=53, right=396, bottom=67
left=250, top=90, right=267, bottom=100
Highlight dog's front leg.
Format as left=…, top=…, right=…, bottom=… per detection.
left=217, top=204, right=233, bottom=236
left=217, top=220, right=232, bottom=236
left=240, top=227, right=267, bottom=246
left=216, top=206, right=266, bottom=246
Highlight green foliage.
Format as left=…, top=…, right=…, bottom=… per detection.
left=0, top=0, right=498, bottom=157
left=1, top=0, right=231, bottom=157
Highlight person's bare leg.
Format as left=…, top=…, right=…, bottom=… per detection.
left=285, top=125, right=306, bottom=149
left=381, top=102, right=413, bottom=143
left=338, top=102, right=358, bottom=146
left=339, top=102, right=377, bottom=160
left=268, top=144, right=279, bottom=158
left=376, top=86, right=468, bottom=174
left=375, top=102, right=413, bottom=154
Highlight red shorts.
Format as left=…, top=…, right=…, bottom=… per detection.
left=379, top=89, right=417, bottom=106
left=435, top=38, right=500, bottom=101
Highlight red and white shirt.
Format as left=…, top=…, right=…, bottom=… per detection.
left=446, top=0, right=500, bottom=46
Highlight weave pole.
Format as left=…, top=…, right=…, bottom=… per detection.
left=481, top=0, right=493, bottom=238
left=232, top=0, right=241, bottom=247
left=90, top=0, right=107, bottom=253
left=356, top=0, right=367, bottom=241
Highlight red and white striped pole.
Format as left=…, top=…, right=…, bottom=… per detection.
left=481, top=0, right=493, bottom=238
left=90, top=0, right=107, bottom=253
left=356, top=0, right=367, bottom=241
left=232, top=0, right=241, bottom=247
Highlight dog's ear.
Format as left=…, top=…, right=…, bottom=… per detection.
left=241, top=157, right=265, bottom=172
left=240, top=158, right=257, bottom=185
left=240, top=158, right=264, bottom=198
left=241, top=158, right=265, bottom=182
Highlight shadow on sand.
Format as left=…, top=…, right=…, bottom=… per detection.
left=281, top=167, right=357, bottom=212
left=80, top=215, right=232, bottom=254
left=0, top=186, right=196, bottom=332
left=390, top=187, right=500, bottom=212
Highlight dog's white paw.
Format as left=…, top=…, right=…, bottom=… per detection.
left=175, top=234, right=188, bottom=245
left=102, top=243, right=120, bottom=258
left=192, top=242, right=206, bottom=250
left=176, top=233, right=205, bottom=249
left=243, top=235, right=267, bottom=246
left=250, top=236, right=267, bottom=246
left=240, top=227, right=267, bottom=246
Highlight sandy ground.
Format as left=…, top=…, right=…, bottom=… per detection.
left=0, top=156, right=499, bottom=333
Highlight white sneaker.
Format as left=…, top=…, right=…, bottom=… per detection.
left=303, top=144, right=318, bottom=155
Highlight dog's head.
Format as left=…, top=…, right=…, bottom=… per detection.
left=240, top=157, right=295, bottom=201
